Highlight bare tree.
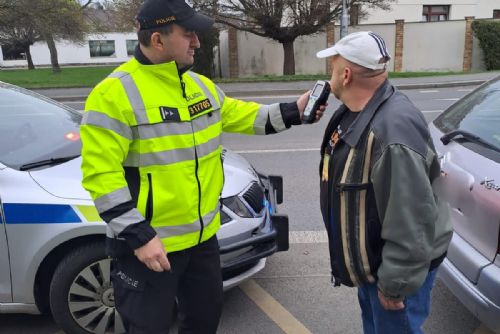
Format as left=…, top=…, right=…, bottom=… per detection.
left=0, top=0, right=89, bottom=72
left=37, top=0, right=88, bottom=73
left=0, top=3, right=41, bottom=69
left=101, top=0, right=142, bottom=31
left=209, top=0, right=392, bottom=75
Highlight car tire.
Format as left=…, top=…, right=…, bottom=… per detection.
left=49, top=241, right=126, bottom=334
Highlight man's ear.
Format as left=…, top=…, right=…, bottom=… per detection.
left=150, top=32, right=164, bottom=51
left=342, top=66, right=352, bottom=86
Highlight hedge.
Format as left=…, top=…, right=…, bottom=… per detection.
left=472, top=20, right=500, bottom=70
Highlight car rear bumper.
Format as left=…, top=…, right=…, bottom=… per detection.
left=220, top=174, right=289, bottom=290
left=438, top=257, right=500, bottom=333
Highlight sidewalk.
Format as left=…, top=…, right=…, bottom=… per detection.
left=34, top=71, right=500, bottom=102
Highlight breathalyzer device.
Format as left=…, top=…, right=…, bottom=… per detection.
left=302, top=80, right=330, bottom=124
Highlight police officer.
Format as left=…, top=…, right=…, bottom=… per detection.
left=80, top=0, right=325, bottom=333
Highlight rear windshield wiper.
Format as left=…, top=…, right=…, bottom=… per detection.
left=440, top=129, right=500, bottom=153
left=20, top=155, right=80, bottom=171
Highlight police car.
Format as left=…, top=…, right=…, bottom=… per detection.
left=0, top=81, right=288, bottom=334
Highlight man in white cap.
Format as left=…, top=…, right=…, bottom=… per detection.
left=316, top=31, right=452, bottom=334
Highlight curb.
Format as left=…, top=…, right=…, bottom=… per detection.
left=47, top=79, right=487, bottom=102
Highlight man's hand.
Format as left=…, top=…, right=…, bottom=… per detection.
left=134, top=236, right=171, bottom=272
left=377, top=289, right=405, bottom=310
left=296, top=91, right=327, bottom=123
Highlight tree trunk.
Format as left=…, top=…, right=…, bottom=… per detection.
left=45, top=33, right=61, bottom=73
left=25, top=47, right=35, bottom=70
left=282, top=40, right=295, bottom=75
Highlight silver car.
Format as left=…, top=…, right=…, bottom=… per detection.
left=0, top=81, right=288, bottom=334
left=429, top=76, right=500, bottom=333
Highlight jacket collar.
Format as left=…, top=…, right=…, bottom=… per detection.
left=134, top=45, right=191, bottom=76
left=342, top=79, right=395, bottom=148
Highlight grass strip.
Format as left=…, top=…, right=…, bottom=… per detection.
left=0, top=66, right=481, bottom=89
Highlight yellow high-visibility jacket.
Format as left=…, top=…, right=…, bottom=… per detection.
left=81, top=57, right=299, bottom=253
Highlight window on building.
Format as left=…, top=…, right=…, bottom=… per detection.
left=126, top=40, right=138, bottom=56
left=89, top=40, right=115, bottom=57
left=350, top=4, right=360, bottom=26
left=493, top=10, right=500, bottom=19
left=1, top=44, right=26, bottom=60
left=422, top=5, right=450, bottom=22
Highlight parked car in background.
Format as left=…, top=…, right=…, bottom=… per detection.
left=430, top=76, right=500, bottom=333
left=0, top=81, right=289, bottom=334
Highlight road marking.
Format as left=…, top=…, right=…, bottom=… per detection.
left=290, top=230, right=328, bottom=243
left=239, top=95, right=301, bottom=99
left=436, top=98, right=460, bottom=101
left=420, top=90, right=439, bottom=93
left=421, top=110, right=443, bottom=113
left=473, top=324, right=495, bottom=334
left=235, top=148, right=319, bottom=154
left=240, top=279, right=313, bottom=334
left=457, top=88, right=474, bottom=92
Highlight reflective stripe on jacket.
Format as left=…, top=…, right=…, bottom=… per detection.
left=81, top=58, right=286, bottom=253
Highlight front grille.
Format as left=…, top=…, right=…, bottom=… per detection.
left=242, top=182, right=265, bottom=213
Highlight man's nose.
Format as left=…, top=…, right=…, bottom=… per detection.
left=191, top=33, right=200, bottom=48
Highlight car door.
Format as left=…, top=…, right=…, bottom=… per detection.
left=0, top=164, right=13, bottom=303
left=432, top=77, right=500, bottom=283
left=440, top=147, right=500, bottom=282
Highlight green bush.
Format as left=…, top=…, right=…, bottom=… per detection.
left=472, top=20, right=500, bottom=70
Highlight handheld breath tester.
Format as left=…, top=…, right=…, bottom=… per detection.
left=302, top=80, right=330, bottom=124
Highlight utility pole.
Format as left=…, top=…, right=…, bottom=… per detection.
left=340, top=0, right=349, bottom=39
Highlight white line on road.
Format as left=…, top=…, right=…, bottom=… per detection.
left=240, top=279, right=313, bottom=334
left=235, top=148, right=319, bottom=154
left=290, top=230, right=328, bottom=244
left=238, top=94, right=301, bottom=99
left=421, top=110, right=444, bottom=113
left=457, top=88, right=474, bottom=92
left=436, top=98, right=460, bottom=101
left=419, top=90, right=440, bottom=93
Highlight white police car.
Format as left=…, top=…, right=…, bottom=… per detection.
left=0, top=81, right=288, bottom=334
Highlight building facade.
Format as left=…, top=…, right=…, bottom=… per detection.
left=357, top=0, right=500, bottom=24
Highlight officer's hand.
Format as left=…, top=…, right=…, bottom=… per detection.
left=296, top=91, right=327, bottom=123
left=377, top=289, right=405, bottom=311
left=134, top=236, right=171, bottom=272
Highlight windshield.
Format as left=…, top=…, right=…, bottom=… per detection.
left=0, top=83, right=82, bottom=170
left=433, top=76, right=500, bottom=152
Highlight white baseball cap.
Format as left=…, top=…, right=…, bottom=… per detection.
left=316, top=31, right=391, bottom=70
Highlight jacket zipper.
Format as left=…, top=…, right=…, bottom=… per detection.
left=178, top=67, right=203, bottom=243
left=178, top=67, right=187, bottom=99
left=145, top=173, right=153, bottom=222
left=193, top=134, right=204, bottom=244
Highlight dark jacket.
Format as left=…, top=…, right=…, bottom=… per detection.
left=319, top=79, right=452, bottom=299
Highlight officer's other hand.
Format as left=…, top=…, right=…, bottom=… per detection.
left=134, top=236, right=171, bottom=272
left=296, top=90, right=327, bottom=123
left=377, top=289, right=405, bottom=311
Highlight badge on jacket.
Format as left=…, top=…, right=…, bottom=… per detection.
left=159, top=106, right=181, bottom=122
left=188, top=98, right=212, bottom=118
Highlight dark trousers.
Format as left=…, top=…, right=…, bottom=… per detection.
left=111, top=236, right=223, bottom=334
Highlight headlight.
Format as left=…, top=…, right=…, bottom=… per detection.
left=220, top=209, right=233, bottom=225
left=222, top=196, right=254, bottom=218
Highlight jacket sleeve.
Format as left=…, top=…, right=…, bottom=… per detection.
left=371, top=143, right=439, bottom=298
left=215, top=85, right=301, bottom=134
left=80, top=80, right=156, bottom=250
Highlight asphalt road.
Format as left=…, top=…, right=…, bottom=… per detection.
left=1, top=83, right=497, bottom=334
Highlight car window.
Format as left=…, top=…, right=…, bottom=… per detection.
left=433, top=77, right=500, bottom=155
left=0, top=84, right=82, bottom=170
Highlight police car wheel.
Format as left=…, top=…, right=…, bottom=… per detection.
left=49, top=241, right=126, bottom=334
